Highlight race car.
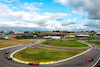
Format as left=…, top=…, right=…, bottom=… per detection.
left=86, top=58, right=93, bottom=62
left=5, top=51, right=9, bottom=54
left=28, top=62, right=39, bottom=65
left=96, top=49, right=99, bottom=51
left=5, top=56, right=12, bottom=60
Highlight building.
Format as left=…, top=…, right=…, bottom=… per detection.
left=33, top=35, right=37, bottom=37
left=76, top=34, right=90, bottom=37
left=43, top=36, right=61, bottom=39
left=71, top=33, right=89, bottom=35
left=0, top=33, right=4, bottom=35
left=64, top=35, right=75, bottom=37
left=3, top=30, right=10, bottom=34
left=96, top=32, right=100, bottom=36
left=14, top=31, right=24, bottom=34
left=39, top=32, right=64, bottom=35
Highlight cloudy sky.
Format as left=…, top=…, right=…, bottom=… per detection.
left=0, top=0, right=100, bottom=31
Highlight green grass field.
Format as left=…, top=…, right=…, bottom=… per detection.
left=64, top=37, right=99, bottom=40
left=0, top=40, right=37, bottom=48
left=40, top=40, right=88, bottom=47
left=89, top=41, right=100, bottom=45
left=13, top=46, right=85, bottom=62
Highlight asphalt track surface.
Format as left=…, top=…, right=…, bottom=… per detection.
left=35, top=44, right=89, bottom=50
left=0, top=40, right=100, bottom=67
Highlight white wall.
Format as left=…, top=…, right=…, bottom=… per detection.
left=43, top=36, right=61, bottom=39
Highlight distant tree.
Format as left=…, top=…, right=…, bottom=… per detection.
left=0, top=31, right=3, bottom=33
left=53, top=30, right=55, bottom=32
left=56, top=30, right=59, bottom=32
left=9, top=31, right=14, bottom=33
left=86, top=31, right=88, bottom=32
left=91, top=30, right=94, bottom=32
left=24, top=31, right=29, bottom=33
left=63, top=30, right=66, bottom=33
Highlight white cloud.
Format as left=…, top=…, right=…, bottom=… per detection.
left=39, top=3, right=43, bottom=6
left=0, top=21, right=38, bottom=28
left=0, top=3, right=12, bottom=18
left=54, top=0, right=68, bottom=5
left=54, top=0, right=100, bottom=20
left=72, top=10, right=84, bottom=15
left=84, top=20, right=100, bottom=28
left=0, top=0, right=100, bottom=31
left=73, top=18, right=77, bottom=22
left=3, top=0, right=14, bottom=3
left=0, top=3, right=12, bottom=12
left=61, top=19, right=75, bottom=26
left=22, top=3, right=39, bottom=11
left=61, top=24, right=87, bottom=31
left=0, top=3, right=69, bottom=25
left=67, top=19, right=71, bottom=22
left=54, top=0, right=100, bottom=31
left=0, top=3, right=71, bottom=31
left=43, top=12, right=69, bottom=20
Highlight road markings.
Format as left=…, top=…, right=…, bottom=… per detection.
left=92, top=57, right=100, bottom=67
left=0, top=44, right=23, bottom=50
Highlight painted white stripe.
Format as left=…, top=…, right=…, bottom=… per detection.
left=92, top=57, right=100, bottom=67
left=10, top=47, right=27, bottom=64
left=10, top=40, right=43, bottom=64
left=0, top=44, right=23, bottom=50
left=0, top=39, right=45, bottom=51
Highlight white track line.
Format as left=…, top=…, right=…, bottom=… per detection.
left=0, top=44, right=23, bottom=50
left=92, top=57, right=100, bottom=67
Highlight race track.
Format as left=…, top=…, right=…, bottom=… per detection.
left=0, top=40, right=100, bottom=67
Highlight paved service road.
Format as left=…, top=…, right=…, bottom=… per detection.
left=0, top=40, right=100, bottom=67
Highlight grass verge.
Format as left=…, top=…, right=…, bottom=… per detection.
left=88, top=41, right=100, bottom=45
left=34, top=46, right=86, bottom=52
left=40, top=40, right=88, bottom=47
left=0, top=40, right=37, bottom=48
left=13, top=46, right=86, bottom=62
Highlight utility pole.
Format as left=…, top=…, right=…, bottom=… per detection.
left=60, top=34, right=63, bottom=42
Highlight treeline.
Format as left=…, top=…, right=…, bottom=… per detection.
left=15, top=35, right=42, bottom=39
left=15, top=35, right=35, bottom=39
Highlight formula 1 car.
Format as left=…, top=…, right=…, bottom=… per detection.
left=5, top=51, right=9, bottom=54
left=96, top=49, right=99, bottom=51
left=28, top=62, right=39, bottom=66
left=86, top=58, right=93, bottom=62
left=5, top=56, right=12, bottom=60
